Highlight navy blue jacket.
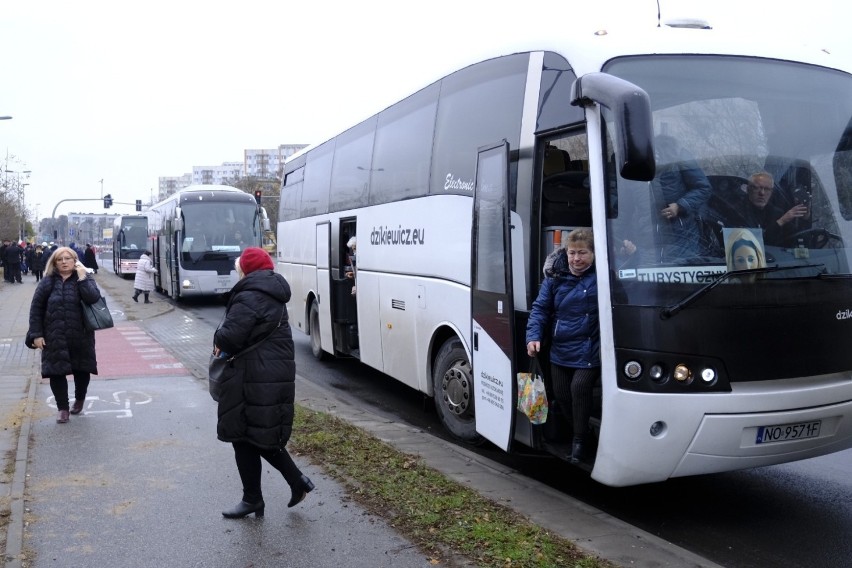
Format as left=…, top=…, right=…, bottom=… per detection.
left=526, top=263, right=600, bottom=369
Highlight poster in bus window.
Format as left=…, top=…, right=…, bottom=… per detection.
left=723, top=228, right=765, bottom=275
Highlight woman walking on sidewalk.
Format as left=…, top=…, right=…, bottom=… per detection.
left=132, top=249, right=157, bottom=303
left=25, top=247, right=101, bottom=423
left=213, top=247, right=314, bottom=518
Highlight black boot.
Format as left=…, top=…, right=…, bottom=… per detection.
left=222, top=500, right=265, bottom=518
left=571, top=435, right=586, bottom=465
left=132, top=291, right=139, bottom=302
left=144, top=293, right=151, bottom=304
left=287, top=475, right=315, bottom=508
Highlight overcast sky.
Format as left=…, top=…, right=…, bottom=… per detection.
left=1, top=0, right=850, bottom=220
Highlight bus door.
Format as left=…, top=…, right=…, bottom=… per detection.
left=315, top=222, right=334, bottom=356
left=471, top=141, right=516, bottom=451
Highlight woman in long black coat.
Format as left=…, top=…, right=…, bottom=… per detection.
left=26, top=246, right=101, bottom=423
left=214, top=247, right=314, bottom=518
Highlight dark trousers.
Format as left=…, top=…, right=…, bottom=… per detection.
left=5, top=264, right=21, bottom=283
left=48, top=371, right=92, bottom=411
left=550, top=363, right=599, bottom=440
left=232, top=441, right=303, bottom=503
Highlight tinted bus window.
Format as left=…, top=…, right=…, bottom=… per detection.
left=370, top=82, right=440, bottom=205
left=331, top=117, right=377, bottom=211
left=301, top=141, right=333, bottom=217
left=537, top=52, right=583, bottom=132
left=432, top=54, right=528, bottom=197
left=280, top=166, right=304, bottom=222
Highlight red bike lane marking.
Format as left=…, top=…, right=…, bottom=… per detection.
left=89, top=323, right=190, bottom=379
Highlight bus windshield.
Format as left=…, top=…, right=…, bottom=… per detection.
left=603, top=55, right=852, bottom=306
left=119, top=218, right=148, bottom=255
left=181, top=201, right=259, bottom=258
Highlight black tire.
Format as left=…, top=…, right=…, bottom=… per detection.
left=309, top=301, right=326, bottom=361
left=432, top=337, right=483, bottom=444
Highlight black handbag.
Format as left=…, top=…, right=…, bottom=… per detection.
left=81, top=297, right=114, bottom=331
left=209, top=305, right=286, bottom=401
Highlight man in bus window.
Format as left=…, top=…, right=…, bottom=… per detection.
left=733, top=171, right=810, bottom=247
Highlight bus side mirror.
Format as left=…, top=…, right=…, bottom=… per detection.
left=571, top=72, right=656, bottom=181
left=174, top=207, right=183, bottom=232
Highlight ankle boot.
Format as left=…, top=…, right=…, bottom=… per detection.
left=144, top=294, right=151, bottom=304
left=132, top=292, right=139, bottom=302
left=288, top=475, right=315, bottom=508
left=70, top=400, right=84, bottom=415
left=571, top=435, right=586, bottom=465
left=56, top=410, right=69, bottom=424
left=222, top=500, right=265, bottom=518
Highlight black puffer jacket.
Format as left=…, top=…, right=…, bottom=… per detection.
left=214, top=270, right=295, bottom=451
left=26, top=273, right=101, bottom=377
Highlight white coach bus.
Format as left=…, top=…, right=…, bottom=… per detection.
left=146, top=185, right=267, bottom=299
left=276, top=21, right=852, bottom=486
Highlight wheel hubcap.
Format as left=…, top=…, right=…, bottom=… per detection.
left=441, top=359, right=471, bottom=416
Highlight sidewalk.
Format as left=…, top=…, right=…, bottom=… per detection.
left=1, top=267, right=723, bottom=568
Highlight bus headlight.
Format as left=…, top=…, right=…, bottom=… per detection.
left=649, top=364, right=665, bottom=383
left=623, top=360, right=642, bottom=380
left=673, top=364, right=691, bottom=382
left=700, top=367, right=716, bottom=383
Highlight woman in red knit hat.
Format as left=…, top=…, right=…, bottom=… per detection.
left=213, top=247, right=315, bottom=518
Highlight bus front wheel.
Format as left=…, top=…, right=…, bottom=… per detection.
left=432, top=338, right=482, bottom=444
left=309, top=302, right=326, bottom=361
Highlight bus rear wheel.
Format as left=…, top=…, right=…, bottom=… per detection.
left=432, top=338, right=482, bottom=444
left=309, top=301, right=326, bottom=361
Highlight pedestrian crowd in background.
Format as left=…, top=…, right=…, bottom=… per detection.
left=0, top=241, right=102, bottom=284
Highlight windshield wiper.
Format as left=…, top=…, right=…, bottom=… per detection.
left=660, top=263, right=825, bottom=320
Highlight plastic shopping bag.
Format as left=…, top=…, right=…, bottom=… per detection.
left=517, top=357, right=548, bottom=425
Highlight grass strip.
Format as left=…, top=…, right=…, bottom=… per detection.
left=290, top=406, right=613, bottom=568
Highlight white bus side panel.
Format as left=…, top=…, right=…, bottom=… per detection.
left=278, top=218, right=319, bottom=335
left=356, top=195, right=472, bottom=392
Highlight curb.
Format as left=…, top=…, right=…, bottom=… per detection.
left=4, top=371, right=36, bottom=568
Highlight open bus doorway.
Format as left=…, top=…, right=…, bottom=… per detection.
left=331, top=218, right=359, bottom=358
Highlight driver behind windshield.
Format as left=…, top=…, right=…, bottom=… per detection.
left=734, top=172, right=811, bottom=246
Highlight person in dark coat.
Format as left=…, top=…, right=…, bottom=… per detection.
left=648, top=135, right=712, bottom=262
left=3, top=239, right=24, bottom=283
left=31, top=244, right=47, bottom=282
left=526, top=228, right=600, bottom=465
left=83, top=243, right=99, bottom=274
left=26, top=247, right=101, bottom=423
left=213, top=247, right=314, bottom=518
left=733, top=171, right=811, bottom=247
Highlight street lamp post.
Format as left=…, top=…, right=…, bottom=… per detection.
left=21, top=183, right=29, bottom=240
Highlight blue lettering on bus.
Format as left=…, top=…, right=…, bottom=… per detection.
left=370, top=226, right=426, bottom=246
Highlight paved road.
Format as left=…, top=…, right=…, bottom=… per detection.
left=1, top=265, right=721, bottom=567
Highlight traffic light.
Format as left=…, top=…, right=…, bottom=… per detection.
left=135, top=199, right=142, bottom=212
left=103, top=194, right=113, bottom=208
left=254, top=190, right=262, bottom=204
